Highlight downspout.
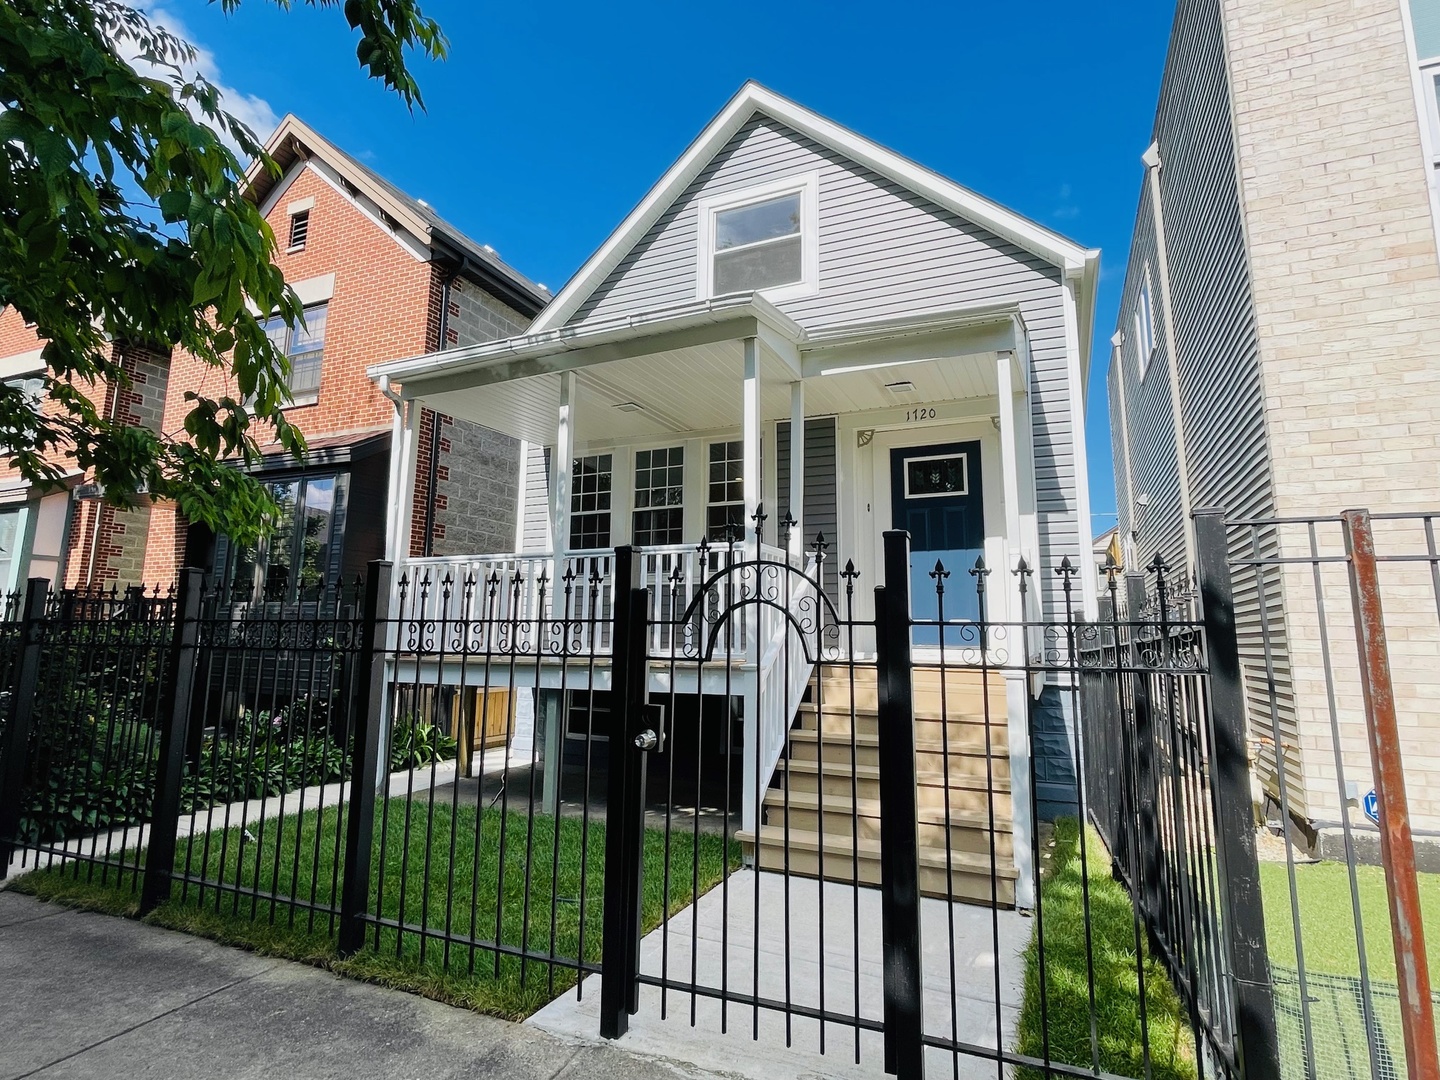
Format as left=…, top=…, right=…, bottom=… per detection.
left=1143, top=141, right=1197, bottom=573
left=379, top=374, right=405, bottom=563
left=421, top=268, right=459, bottom=557
left=1111, top=329, right=1139, bottom=570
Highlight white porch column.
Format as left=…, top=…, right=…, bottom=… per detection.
left=389, top=399, right=422, bottom=565
left=998, top=349, right=1036, bottom=910
left=742, top=338, right=762, bottom=546
left=997, top=352, right=1023, bottom=581
left=788, top=380, right=805, bottom=560
left=550, top=372, right=576, bottom=561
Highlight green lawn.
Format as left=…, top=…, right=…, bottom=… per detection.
left=14, top=798, right=738, bottom=1020
left=1259, top=857, right=1440, bottom=983
left=1015, top=819, right=1196, bottom=1080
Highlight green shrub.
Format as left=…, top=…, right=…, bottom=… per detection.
left=388, top=713, right=458, bottom=771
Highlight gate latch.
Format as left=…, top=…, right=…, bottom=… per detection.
left=634, top=729, right=658, bottom=751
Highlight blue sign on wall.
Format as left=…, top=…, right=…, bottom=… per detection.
left=1363, top=790, right=1381, bottom=826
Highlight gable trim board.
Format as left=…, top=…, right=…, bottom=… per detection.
left=529, top=82, right=1098, bottom=373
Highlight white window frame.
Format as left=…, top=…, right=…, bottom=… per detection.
left=696, top=172, right=820, bottom=302
left=1135, top=269, right=1157, bottom=381
left=901, top=452, right=970, bottom=500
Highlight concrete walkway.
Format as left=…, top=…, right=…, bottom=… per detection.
left=0, top=892, right=726, bottom=1080
left=530, top=869, right=1029, bottom=1080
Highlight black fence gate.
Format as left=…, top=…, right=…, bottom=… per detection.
left=1, top=517, right=1328, bottom=1080
left=596, top=521, right=1281, bottom=1080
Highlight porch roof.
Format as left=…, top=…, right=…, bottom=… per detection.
left=368, top=295, right=1028, bottom=445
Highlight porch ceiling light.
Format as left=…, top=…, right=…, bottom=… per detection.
left=884, top=380, right=917, bottom=395
left=612, top=401, right=644, bottom=413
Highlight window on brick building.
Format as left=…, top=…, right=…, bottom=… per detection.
left=288, top=209, right=310, bottom=250
left=260, top=302, right=327, bottom=406
left=221, top=474, right=340, bottom=602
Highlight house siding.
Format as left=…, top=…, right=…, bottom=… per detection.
left=521, top=445, right=551, bottom=552
left=569, top=115, right=1083, bottom=614
left=776, top=416, right=839, bottom=598
left=1112, top=0, right=1297, bottom=812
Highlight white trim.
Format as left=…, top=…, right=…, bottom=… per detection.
left=1400, top=0, right=1440, bottom=265
left=286, top=196, right=316, bottom=216
left=291, top=272, right=336, bottom=308
left=1062, top=277, right=1099, bottom=621
left=695, top=171, right=820, bottom=303
left=528, top=82, right=1098, bottom=335
left=0, top=348, right=44, bottom=381
left=898, top=452, right=970, bottom=499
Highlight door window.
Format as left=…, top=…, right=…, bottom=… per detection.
left=903, top=453, right=969, bottom=498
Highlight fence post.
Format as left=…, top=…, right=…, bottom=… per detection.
left=0, top=579, right=50, bottom=879
left=338, top=560, right=393, bottom=956
left=140, top=568, right=204, bottom=913
left=601, top=547, right=646, bottom=1039
left=875, top=530, right=924, bottom=1080
left=1342, top=508, right=1440, bottom=1080
left=1194, top=509, right=1281, bottom=1080
left=1124, top=572, right=1162, bottom=923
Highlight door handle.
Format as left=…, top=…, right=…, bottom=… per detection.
left=634, top=729, right=658, bottom=751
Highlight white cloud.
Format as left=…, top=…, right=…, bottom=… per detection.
left=111, top=1, right=278, bottom=151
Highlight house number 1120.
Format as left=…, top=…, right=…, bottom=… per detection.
left=905, top=407, right=937, bottom=422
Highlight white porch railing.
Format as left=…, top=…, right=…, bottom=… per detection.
left=399, top=550, right=616, bottom=655
left=743, top=546, right=823, bottom=834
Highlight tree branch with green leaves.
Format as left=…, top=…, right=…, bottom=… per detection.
left=0, top=0, right=446, bottom=545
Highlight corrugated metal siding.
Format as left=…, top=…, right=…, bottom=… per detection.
left=568, top=115, right=1083, bottom=616
left=776, top=416, right=838, bottom=600
left=521, top=445, right=550, bottom=552
left=1111, top=0, right=1298, bottom=812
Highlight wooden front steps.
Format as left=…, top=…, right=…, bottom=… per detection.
left=740, top=665, right=1018, bottom=908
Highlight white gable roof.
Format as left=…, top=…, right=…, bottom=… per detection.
left=531, top=82, right=1099, bottom=336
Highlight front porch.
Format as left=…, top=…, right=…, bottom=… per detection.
left=371, top=294, right=1051, bottom=910
left=374, top=294, right=1044, bottom=638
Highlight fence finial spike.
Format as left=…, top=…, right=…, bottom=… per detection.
left=929, top=559, right=950, bottom=580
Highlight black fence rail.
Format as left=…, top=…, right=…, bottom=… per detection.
left=1079, top=534, right=1256, bottom=1080
left=7, top=511, right=1431, bottom=1080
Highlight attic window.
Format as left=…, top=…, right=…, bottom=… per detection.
left=697, top=173, right=819, bottom=302
left=1135, top=269, right=1157, bottom=379
left=288, top=209, right=310, bottom=251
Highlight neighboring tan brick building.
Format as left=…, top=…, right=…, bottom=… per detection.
left=1108, top=0, right=1440, bottom=834
left=0, top=115, right=548, bottom=598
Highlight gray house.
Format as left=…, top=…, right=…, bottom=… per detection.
left=371, top=83, right=1099, bottom=908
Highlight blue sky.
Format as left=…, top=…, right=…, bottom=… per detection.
left=161, top=0, right=1178, bottom=537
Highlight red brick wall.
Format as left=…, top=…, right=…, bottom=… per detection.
left=142, top=162, right=439, bottom=582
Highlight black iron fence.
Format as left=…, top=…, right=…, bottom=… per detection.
left=2, top=511, right=1434, bottom=1080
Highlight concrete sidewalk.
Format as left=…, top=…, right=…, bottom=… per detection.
left=0, top=892, right=725, bottom=1080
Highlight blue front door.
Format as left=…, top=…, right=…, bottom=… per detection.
left=890, top=441, right=985, bottom=640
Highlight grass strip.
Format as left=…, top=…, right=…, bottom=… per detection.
left=1014, top=818, right=1195, bottom=1080
left=14, top=797, right=738, bottom=1021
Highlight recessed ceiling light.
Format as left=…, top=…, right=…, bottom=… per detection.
left=885, top=380, right=917, bottom=395
left=613, top=401, right=643, bottom=413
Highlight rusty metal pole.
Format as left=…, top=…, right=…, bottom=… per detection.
left=1342, top=508, right=1440, bottom=1080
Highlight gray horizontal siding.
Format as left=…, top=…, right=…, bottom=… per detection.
left=521, top=445, right=550, bottom=552
left=1111, top=0, right=1296, bottom=811
left=569, top=114, right=1084, bottom=616
left=776, top=416, right=838, bottom=600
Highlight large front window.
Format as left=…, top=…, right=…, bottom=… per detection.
left=261, top=302, right=327, bottom=406
left=706, top=440, right=745, bottom=541
left=632, top=447, right=684, bottom=546
left=226, top=474, right=340, bottom=601
left=569, top=454, right=613, bottom=550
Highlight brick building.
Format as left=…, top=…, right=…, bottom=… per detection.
left=1108, top=0, right=1440, bottom=832
left=0, top=115, right=548, bottom=597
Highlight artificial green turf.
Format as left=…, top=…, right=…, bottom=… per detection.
left=1014, top=819, right=1196, bottom=1080
left=14, top=797, right=738, bottom=1020
left=1258, top=857, right=1440, bottom=984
